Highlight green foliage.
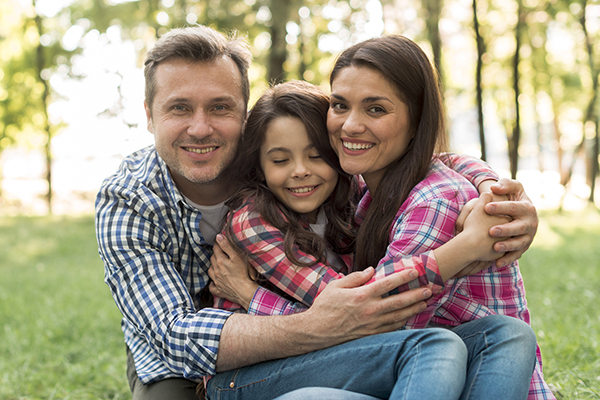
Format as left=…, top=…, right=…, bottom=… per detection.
left=0, top=216, right=128, bottom=399
left=520, top=209, right=600, bottom=399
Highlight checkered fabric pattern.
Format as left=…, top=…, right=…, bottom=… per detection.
left=95, top=145, right=231, bottom=383
left=242, top=155, right=555, bottom=399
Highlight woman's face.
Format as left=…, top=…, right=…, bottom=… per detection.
left=327, top=66, right=412, bottom=191
left=260, top=116, right=339, bottom=223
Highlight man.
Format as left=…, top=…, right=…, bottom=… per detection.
left=95, top=25, right=539, bottom=400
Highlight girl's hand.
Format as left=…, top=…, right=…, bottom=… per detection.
left=459, top=192, right=510, bottom=263
left=208, top=234, right=259, bottom=309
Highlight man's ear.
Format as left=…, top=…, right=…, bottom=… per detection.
left=144, top=101, right=153, bottom=133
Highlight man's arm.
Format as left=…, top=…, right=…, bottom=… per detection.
left=215, top=268, right=430, bottom=372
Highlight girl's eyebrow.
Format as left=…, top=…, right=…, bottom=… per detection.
left=266, top=144, right=315, bottom=155
left=266, top=146, right=291, bottom=155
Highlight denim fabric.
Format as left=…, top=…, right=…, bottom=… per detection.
left=206, top=329, right=467, bottom=400
left=452, top=315, right=537, bottom=400
left=274, top=387, right=381, bottom=400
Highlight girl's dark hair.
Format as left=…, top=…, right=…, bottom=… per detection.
left=330, top=35, right=449, bottom=271
left=225, top=80, right=358, bottom=267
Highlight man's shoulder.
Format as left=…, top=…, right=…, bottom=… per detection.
left=95, top=145, right=177, bottom=214
left=103, top=145, right=160, bottom=186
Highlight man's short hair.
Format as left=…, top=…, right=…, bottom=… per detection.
left=144, top=25, right=252, bottom=113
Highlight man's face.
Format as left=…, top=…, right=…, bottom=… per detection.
left=145, top=56, right=246, bottom=201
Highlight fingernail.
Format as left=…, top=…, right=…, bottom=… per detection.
left=497, top=260, right=506, bottom=268
left=496, top=243, right=505, bottom=252
left=409, top=270, right=418, bottom=279
left=492, top=228, right=501, bottom=236
left=216, top=234, right=224, bottom=242
left=364, top=266, right=373, bottom=274
left=487, top=204, right=496, bottom=212
left=423, top=289, right=432, bottom=298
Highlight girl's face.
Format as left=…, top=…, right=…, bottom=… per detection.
left=260, top=116, right=339, bottom=223
left=327, top=66, right=413, bottom=192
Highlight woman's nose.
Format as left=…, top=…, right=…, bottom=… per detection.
left=342, top=110, right=366, bottom=136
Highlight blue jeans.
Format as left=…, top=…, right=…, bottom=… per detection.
left=207, top=315, right=537, bottom=400
left=451, top=315, right=537, bottom=400
left=206, top=328, right=467, bottom=400
left=274, top=387, right=380, bottom=400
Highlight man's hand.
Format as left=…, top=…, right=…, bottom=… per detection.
left=208, top=234, right=259, bottom=309
left=305, top=268, right=431, bottom=341
left=486, top=178, right=538, bottom=267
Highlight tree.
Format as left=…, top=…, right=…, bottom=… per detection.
left=472, top=0, right=487, bottom=161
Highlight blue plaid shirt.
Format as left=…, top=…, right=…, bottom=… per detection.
left=95, top=145, right=231, bottom=383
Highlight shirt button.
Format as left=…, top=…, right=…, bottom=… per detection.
left=230, top=381, right=235, bottom=388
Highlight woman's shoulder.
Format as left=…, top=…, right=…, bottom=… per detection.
left=409, top=159, right=479, bottom=202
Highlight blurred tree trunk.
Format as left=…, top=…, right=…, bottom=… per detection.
left=472, top=0, right=486, bottom=161
left=580, top=0, right=599, bottom=203
left=34, top=7, right=53, bottom=214
left=268, top=1, right=292, bottom=84
left=423, top=0, right=443, bottom=84
left=592, top=118, right=599, bottom=203
left=509, top=0, right=524, bottom=179
left=560, top=0, right=599, bottom=205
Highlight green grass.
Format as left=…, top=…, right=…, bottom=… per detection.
left=0, top=211, right=599, bottom=399
left=0, top=216, right=129, bottom=400
left=519, top=208, right=600, bottom=399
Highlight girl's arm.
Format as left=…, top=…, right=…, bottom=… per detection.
left=225, top=203, right=349, bottom=308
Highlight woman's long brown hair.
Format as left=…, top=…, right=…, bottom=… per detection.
left=330, top=35, right=449, bottom=271
left=225, top=80, right=358, bottom=267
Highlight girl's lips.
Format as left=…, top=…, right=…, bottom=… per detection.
left=287, top=185, right=319, bottom=196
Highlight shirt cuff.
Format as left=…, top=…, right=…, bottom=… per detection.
left=247, top=287, right=286, bottom=315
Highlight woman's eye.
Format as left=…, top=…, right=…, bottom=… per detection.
left=309, top=155, right=322, bottom=160
left=368, top=106, right=385, bottom=113
left=330, top=102, right=347, bottom=111
left=272, top=159, right=288, bottom=164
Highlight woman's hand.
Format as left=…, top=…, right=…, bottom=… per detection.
left=208, top=234, right=259, bottom=309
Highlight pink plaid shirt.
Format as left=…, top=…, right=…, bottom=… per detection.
left=214, top=154, right=554, bottom=399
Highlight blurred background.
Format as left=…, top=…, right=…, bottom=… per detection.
left=1, top=2, right=599, bottom=398
left=0, top=0, right=599, bottom=215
